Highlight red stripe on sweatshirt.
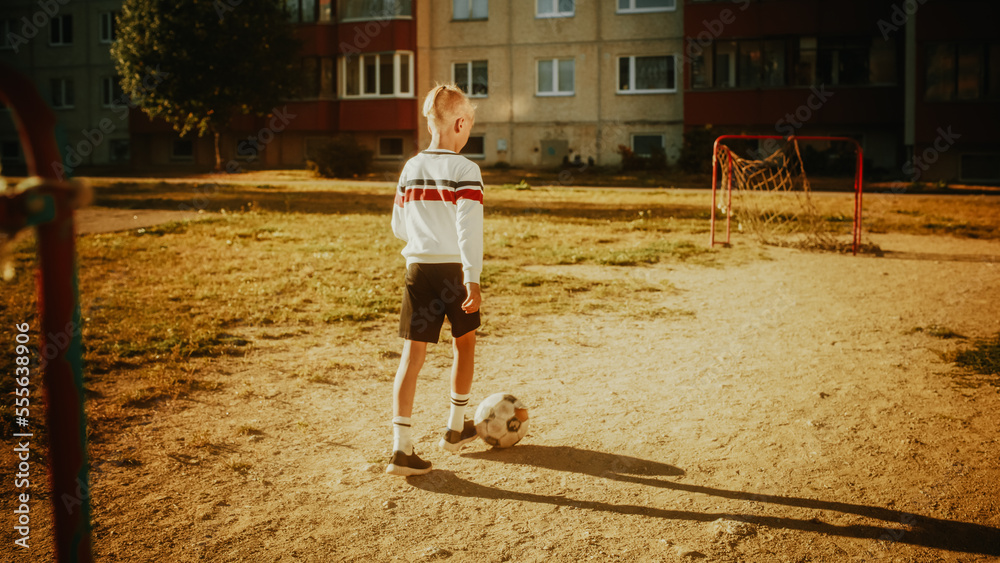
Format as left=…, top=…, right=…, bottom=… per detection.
left=403, top=187, right=483, bottom=205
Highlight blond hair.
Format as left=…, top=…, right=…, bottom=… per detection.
left=422, top=84, right=475, bottom=132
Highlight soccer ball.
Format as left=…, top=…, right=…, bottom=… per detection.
left=474, top=393, right=529, bottom=448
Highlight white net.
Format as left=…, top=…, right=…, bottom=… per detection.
left=718, top=139, right=841, bottom=250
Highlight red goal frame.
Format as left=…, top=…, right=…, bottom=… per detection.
left=709, top=135, right=864, bottom=255
left=0, top=62, right=93, bottom=562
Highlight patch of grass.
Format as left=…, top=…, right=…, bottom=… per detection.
left=950, top=333, right=1000, bottom=378
left=307, top=373, right=338, bottom=385
left=236, top=425, right=263, bottom=436
left=907, top=325, right=967, bottom=339
left=227, top=458, right=252, bottom=475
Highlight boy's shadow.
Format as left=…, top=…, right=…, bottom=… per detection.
left=405, top=445, right=1000, bottom=556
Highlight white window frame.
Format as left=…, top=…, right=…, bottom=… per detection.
left=101, top=76, right=124, bottom=107
left=377, top=137, right=405, bottom=159
left=452, top=60, right=489, bottom=98
left=51, top=78, right=74, bottom=109
left=461, top=135, right=486, bottom=159
left=536, top=58, right=575, bottom=97
left=453, top=0, right=488, bottom=21
left=536, top=0, right=574, bottom=18
left=630, top=133, right=666, bottom=158
left=50, top=14, right=73, bottom=46
left=340, top=51, right=415, bottom=99
left=617, top=55, right=677, bottom=94
left=616, top=0, right=675, bottom=14
left=339, top=0, right=413, bottom=23
left=99, top=11, right=117, bottom=44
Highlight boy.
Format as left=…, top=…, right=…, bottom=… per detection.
left=386, top=84, right=484, bottom=476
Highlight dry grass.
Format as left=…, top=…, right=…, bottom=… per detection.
left=0, top=179, right=998, bottom=434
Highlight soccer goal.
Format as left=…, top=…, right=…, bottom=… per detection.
left=709, top=135, right=864, bottom=255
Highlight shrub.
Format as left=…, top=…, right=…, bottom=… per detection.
left=617, top=145, right=667, bottom=172
left=306, top=135, right=373, bottom=178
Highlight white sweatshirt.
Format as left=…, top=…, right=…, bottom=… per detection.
left=391, top=149, right=485, bottom=284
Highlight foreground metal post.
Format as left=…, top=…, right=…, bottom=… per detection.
left=0, top=61, right=93, bottom=562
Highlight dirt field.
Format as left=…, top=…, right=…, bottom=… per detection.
left=3, top=186, right=1000, bottom=562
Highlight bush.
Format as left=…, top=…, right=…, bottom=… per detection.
left=679, top=125, right=715, bottom=174
left=306, top=135, right=373, bottom=178
left=617, top=145, right=667, bottom=172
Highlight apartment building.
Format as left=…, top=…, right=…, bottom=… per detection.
left=682, top=0, right=904, bottom=172
left=417, top=0, right=682, bottom=167
left=1, top=0, right=128, bottom=173
left=129, top=0, right=420, bottom=170
left=909, top=0, right=999, bottom=183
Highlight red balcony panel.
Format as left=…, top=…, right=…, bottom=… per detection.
left=684, top=87, right=902, bottom=131
left=295, top=24, right=340, bottom=57
left=917, top=2, right=996, bottom=41
left=339, top=98, right=417, bottom=131
left=684, top=0, right=895, bottom=39
left=130, top=101, right=340, bottom=135
left=337, top=19, right=416, bottom=55
left=914, top=103, right=1000, bottom=145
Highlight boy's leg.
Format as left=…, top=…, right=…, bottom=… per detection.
left=440, top=330, right=479, bottom=452
left=393, top=339, right=427, bottom=420
left=387, top=339, right=433, bottom=476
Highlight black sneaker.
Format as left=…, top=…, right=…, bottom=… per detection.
left=385, top=450, right=432, bottom=476
left=439, top=419, right=479, bottom=453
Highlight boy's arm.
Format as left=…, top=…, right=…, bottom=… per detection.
left=455, top=165, right=484, bottom=285
left=391, top=179, right=408, bottom=242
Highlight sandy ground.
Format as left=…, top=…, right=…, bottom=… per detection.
left=4, top=227, right=1000, bottom=562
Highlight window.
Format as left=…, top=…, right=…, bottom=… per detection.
left=461, top=135, right=485, bottom=158
left=632, top=134, right=665, bottom=158
left=453, top=61, right=488, bottom=97
left=537, top=58, right=574, bottom=96
left=453, top=0, right=488, bottom=20
left=172, top=139, right=194, bottom=160
left=51, top=79, right=74, bottom=108
left=960, top=154, right=1000, bottom=182
left=378, top=137, right=404, bottom=158
left=50, top=14, right=73, bottom=46
left=925, top=42, right=999, bottom=101
left=109, top=139, right=130, bottom=164
left=1, top=19, right=16, bottom=50
left=618, top=56, right=675, bottom=93
left=286, top=0, right=317, bottom=22
left=340, top=0, right=412, bottom=21
left=101, top=77, right=125, bottom=107
left=341, top=52, right=413, bottom=98
left=1, top=140, right=20, bottom=162
left=617, top=0, right=674, bottom=14
left=694, top=37, right=896, bottom=89
left=100, top=12, right=117, bottom=43
left=302, top=57, right=320, bottom=98
left=538, top=0, right=574, bottom=18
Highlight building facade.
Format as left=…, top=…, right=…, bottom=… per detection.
left=1, top=0, right=129, bottom=174
left=418, top=0, right=682, bottom=168
left=3, top=1, right=995, bottom=181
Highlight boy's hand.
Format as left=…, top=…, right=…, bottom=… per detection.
left=462, top=282, right=481, bottom=313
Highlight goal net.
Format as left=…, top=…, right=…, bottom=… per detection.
left=710, top=135, right=864, bottom=254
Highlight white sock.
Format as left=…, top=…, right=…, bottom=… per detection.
left=392, top=416, right=412, bottom=455
left=448, top=392, right=471, bottom=432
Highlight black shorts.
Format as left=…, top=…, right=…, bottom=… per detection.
left=399, top=263, right=481, bottom=343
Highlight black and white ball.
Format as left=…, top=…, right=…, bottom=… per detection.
left=474, top=393, right=529, bottom=448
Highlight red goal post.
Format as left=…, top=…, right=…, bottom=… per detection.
left=709, top=134, right=865, bottom=255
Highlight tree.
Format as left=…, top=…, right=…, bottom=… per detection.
left=112, top=0, right=301, bottom=171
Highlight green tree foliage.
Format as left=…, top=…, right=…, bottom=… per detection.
left=112, top=0, right=301, bottom=171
